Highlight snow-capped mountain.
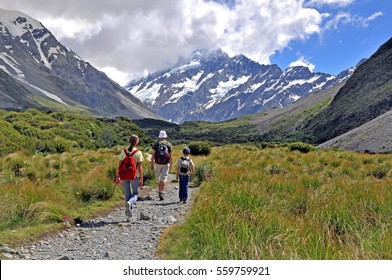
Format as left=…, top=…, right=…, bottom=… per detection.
left=0, top=8, right=157, bottom=119
left=128, top=49, right=354, bottom=123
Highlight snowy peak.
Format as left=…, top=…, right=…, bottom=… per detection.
left=0, top=8, right=44, bottom=37
left=281, top=66, right=314, bottom=80
left=0, top=8, right=157, bottom=120
left=128, top=49, right=354, bottom=123
left=0, top=8, right=84, bottom=72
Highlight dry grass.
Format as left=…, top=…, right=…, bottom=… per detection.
left=157, top=145, right=392, bottom=259
left=0, top=148, right=126, bottom=247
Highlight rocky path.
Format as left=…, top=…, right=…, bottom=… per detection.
left=6, top=173, right=197, bottom=260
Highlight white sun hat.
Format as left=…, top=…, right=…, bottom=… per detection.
left=158, top=130, right=168, bottom=138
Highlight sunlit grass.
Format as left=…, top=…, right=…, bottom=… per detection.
left=0, top=148, right=128, bottom=247
left=157, top=145, right=392, bottom=259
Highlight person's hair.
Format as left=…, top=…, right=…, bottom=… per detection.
left=128, top=134, right=139, bottom=146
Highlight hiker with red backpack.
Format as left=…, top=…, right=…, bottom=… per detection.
left=117, top=134, right=144, bottom=221
left=150, top=130, right=173, bottom=201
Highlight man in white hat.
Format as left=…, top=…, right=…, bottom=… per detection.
left=150, top=130, right=173, bottom=200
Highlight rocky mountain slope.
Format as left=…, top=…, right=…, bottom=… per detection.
left=128, top=48, right=353, bottom=123
left=318, top=109, right=392, bottom=153
left=0, top=8, right=157, bottom=120
left=134, top=81, right=345, bottom=145
left=303, top=37, right=392, bottom=144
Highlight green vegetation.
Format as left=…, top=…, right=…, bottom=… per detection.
left=1, top=109, right=391, bottom=260
left=0, top=149, right=123, bottom=246
left=136, top=117, right=262, bottom=145
left=304, top=38, right=392, bottom=143
left=188, top=141, right=212, bottom=156
left=173, top=116, right=261, bottom=144
left=0, top=109, right=155, bottom=247
left=260, top=97, right=334, bottom=143
left=134, top=93, right=335, bottom=146
left=0, top=109, right=153, bottom=156
left=288, top=142, right=316, bottom=153
left=157, top=145, right=392, bottom=259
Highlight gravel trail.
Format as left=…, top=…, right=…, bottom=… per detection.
left=8, top=173, right=197, bottom=260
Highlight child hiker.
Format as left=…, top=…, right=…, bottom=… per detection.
left=176, top=147, right=194, bottom=203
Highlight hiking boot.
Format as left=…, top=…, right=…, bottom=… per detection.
left=125, top=201, right=132, bottom=217
left=159, top=193, right=164, bottom=201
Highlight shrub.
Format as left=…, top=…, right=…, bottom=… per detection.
left=370, top=166, right=389, bottom=179
left=35, top=140, right=56, bottom=154
left=74, top=179, right=115, bottom=202
left=268, top=164, right=287, bottom=175
left=97, top=128, right=119, bottom=148
left=189, top=141, right=211, bottom=156
left=288, top=142, right=315, bottom=153
left=74, top=166, right=116, bottom=202
left=194, top=160, right=214, bottom=182
left=142, top=167, right=155, bottom=186
left=106, top=166, right=118, bottom=182
left=258, top=142, right=276, bottom=149
left=9, top=158, right=26, bottom=177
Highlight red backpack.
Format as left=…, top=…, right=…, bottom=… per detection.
left=118, top=148, right=138, bottom=180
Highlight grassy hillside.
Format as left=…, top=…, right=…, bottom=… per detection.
left=251, top=82, right=344, bottom=143
left=0, top=109, right=153, bottom=156
left=157, top=145, right=392, bottom=259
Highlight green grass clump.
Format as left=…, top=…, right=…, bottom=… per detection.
left=188, top=141, right=212, bottom=156
left=0, top=148, right=127, bottom=247
left=157, top=145, right=392, bottom=260
left=288, top=142, right=316, bottom=153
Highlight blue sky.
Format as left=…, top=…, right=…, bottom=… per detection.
left=0, top=0, right=391, bottom=84
left=271, top=0, right=392, bottom=74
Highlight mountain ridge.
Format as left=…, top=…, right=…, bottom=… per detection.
left=128, top=48, right=354, bottom=123
left=303, top=36, right=392, bottom=144
left=0, top=8, right=157, bottom=120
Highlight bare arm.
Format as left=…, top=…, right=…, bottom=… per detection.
left=138, top=162, right=143, bottom=187
left=176, top=161, right=180, bottom=180
left=150, top=150, right=155, bottom=171
left=118, top=160, right=122, bottom=177
left=190, top=161, right=194, bottom=176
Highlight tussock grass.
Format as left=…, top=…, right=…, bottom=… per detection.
left=0, top=148, right=128, bottom=247
left=157, top=145, right=392, bottom=259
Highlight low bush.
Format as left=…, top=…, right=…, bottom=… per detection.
left=258, top=142, right=277, bottom=149
left=194, top=160, right=214, bottom=182
left=288, top=142, right=316, bottom=153
left=188, top=141, right=211, bottom=156
left=75, top=165, right=117, bottom=202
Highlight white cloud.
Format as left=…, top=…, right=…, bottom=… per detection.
left=98, top=66, right=133, bottom=87
left=289, top=55, right=316, bottom=72
left=0, top=0, right=382, bottom=85
left=306, top=0, right=355, bottom=7
left=42, top=17, right=102, bottom=42
left=323, top=11, right=383, bottom=30
left=361, top=12, right=383, bottom=27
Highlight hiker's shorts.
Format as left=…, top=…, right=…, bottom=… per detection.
left=155, top=163, right=170, bottom=182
